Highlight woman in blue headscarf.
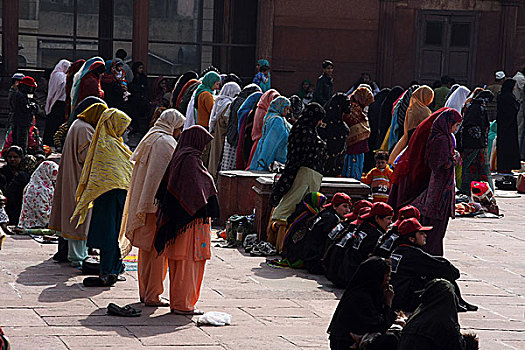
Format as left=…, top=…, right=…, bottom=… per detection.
left=70, top=57, right=105, bottom=108
left=249, top=96, right=291, bottom=171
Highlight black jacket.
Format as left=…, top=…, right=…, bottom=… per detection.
left=12, top=91, right=33, bottom=127
left=390, top=244, right=460, bottom=312
left=302, top=209, right=340, bottom=274
left=313, top=73, right=333, bottom=107
left=458, top=99, right=490, bottom=150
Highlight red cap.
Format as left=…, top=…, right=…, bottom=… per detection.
left=345, top=199, right=373, bottom=220
left=324, top=192, right=352, bottom=208
left=361, top=202, right=394, bottom=220
left=398, top=218, right=433, bottom=237
left=19, top=76, right=37, bottom=88
left=394, top=205, right=421, bottom=226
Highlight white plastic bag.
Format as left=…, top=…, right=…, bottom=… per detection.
left=197, top=311, right=232, bottom=326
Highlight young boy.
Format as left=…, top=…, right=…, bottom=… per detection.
left=313, top=60, right=334, bottom=106
left=361, top=151, right=393, bottom=202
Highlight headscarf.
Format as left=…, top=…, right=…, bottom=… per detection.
left=388, top=85, right=419, bottom=151
left=194, top=71, right=221, bottom=107
left=270, top=103, right=326, bottom=206
left=297, top=79, right=312, bottom=99
left=399, top=279, right=462, bottom=348
left=237, top=91, right=263, bottom=132
left=71, top=108, right=133, bottom=227
left=427, top=106, right=463, bottom=160
left=120, top=109, right=186, bottom=256
left=76, top=103, right=108, bottom=128
left=208, top=82, right=241, bottom=132
left=389, top=86, right=434, bottom=163
left=71, top=56, right=104, bottom=108
left=152, top=76, right=167, bottom=106
left=175, top=79, right=199, bottom=110
left=328, top=257, right=391, bottom=338
left=248, top=96, right=292, bottom=171
left=283, top=192, right=327, bottom=246
left=65, top=59, right=85, bottom=120
left=68, top=96, right=107, bottom=126
left=155, top=125, right=219, bottom=254
left=252, top=89, right=280, bottom=141
left=171, top=71, right=198, bottom=107
left=226, top=84, right=262, bottom=146
left=344, top=86, right=374, bottom=148
left=444, top=85, right=471, bottom=113
left=289, top=95, right=305, bottom=121
left=18, top=161, right=59, bottom=229
left=45, top=59, right=71, bottom=115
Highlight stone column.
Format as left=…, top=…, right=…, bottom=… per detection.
left=133, top=0, right=150, bottom=68
left=2, top=0, right=19, bottom=74
left=376, top=0, right=400, bottom=87
left=500, top=0, right=522, bottom=73
left=98, top=0, right=114, bottom=60
left=256, top=0, right=275, bottom=63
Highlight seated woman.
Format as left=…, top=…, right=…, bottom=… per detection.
left=274, top=192, right=327, bottom=268
left=328, top=256, right=398, bottom=350
left=390, top=218, right=477, bottom=313
left=398, top=279, right=478, bottom=350
left=249, top=96, right=291, bottom=171
left=301, top=193, right=351, bottom=274
left=0, top=146, right=30, bottom=226
left=18, top=161, right=59, bottom=233
left=266, top=103, right=327, bottom=252
left=71, top=108, right=133, bottom=287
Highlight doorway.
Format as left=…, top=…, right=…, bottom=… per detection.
left=416, top=11, right=478, bottom=86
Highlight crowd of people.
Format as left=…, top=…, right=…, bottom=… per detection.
left=3, top=51, right=523, bottom=349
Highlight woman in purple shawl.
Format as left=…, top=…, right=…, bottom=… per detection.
left=412, top=109, right=462, bottom=256
left=155, top=125, right=220, bottom=314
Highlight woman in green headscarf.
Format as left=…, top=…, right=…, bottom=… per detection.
left=193, top=71, right=221, bottom=129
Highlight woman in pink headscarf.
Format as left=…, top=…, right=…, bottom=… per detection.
left=246, top=89, right=280, bottom=167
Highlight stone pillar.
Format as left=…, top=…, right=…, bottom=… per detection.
left=2, top=0, right=19, bottom=74
left=500, top=0, right=522, bottom=73
left=98, top=0, right=114, bottom=60
left=133, top=0, right=150, bottom=68
left=256, top=0, right=275, bottom=63
left=376, top=0, right=399, bottom=87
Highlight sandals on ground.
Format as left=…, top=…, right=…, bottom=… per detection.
left=107, top=303, right=142, bottom=317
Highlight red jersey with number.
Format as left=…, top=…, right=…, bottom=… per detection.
left=361, top=166, right=393, bottom=202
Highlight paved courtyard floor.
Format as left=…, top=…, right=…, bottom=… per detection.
left=1, top=194, right=524, bottom=349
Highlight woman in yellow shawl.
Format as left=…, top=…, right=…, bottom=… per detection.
left=389, top=86, right=434, bottom=164
left=71, top=108, right=133, bottom=287
left=119, top=109, right=185, bottom=306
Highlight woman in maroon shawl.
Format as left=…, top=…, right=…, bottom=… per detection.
left=76, top=62, right=105, bottom=109
left=155, top=125, right=220, bottom=314
left=411, top=109, right=462, bottom=256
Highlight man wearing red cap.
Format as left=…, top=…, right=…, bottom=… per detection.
left=374, top=205, right=420, bottom=258
left=12, top=76, right=37, bottom=153
left=301, top=192, right=351, bottom=274
left=328, top=202, right=394, bottom=287
left=390, top=218, right=477, bottom=313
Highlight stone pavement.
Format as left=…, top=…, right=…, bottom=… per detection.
left=1, top=195, right=525, bottom=349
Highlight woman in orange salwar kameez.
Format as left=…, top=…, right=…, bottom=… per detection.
left=119, top=109, right=186, bottom=306
left=155, top=125, right=220, bottom=315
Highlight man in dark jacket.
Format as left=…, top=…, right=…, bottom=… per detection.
left=8, top=73, right=25, bottom=125
left=390, top=218, right=477, bottom=313
left=313, top=60, right=334, bottom=107
left=12, top=76, right=37, bottom=153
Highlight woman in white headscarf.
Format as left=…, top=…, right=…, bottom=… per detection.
left=207, top=81, right=241, bottom=177
left=44, top=59, right=71, bottom=146
left=119, top=108, right=186, bottom=306
left=444, top=86, right=471, bottom=114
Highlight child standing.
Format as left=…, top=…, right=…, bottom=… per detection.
left=361, top=151, right=393, bottom=202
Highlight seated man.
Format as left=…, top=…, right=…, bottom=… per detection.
left=390, top=218, right=478, bottom=313
left=302, top=192, right=352, bottom=274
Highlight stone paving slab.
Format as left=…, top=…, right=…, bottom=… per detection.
left=1, top=197, right=525, bottom=349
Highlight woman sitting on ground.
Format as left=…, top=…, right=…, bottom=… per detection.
left=0, top=146, right=30, bottom=227
left=328, top=256, right=399, bottom=350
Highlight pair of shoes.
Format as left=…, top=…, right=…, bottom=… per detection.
left=107, top=303, right=142, bottom=317
left=83, top=275, right=117, bottom=287
left=250, top=241, right=277, bottom=257
left=171, top=308, right=204, bottom=315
